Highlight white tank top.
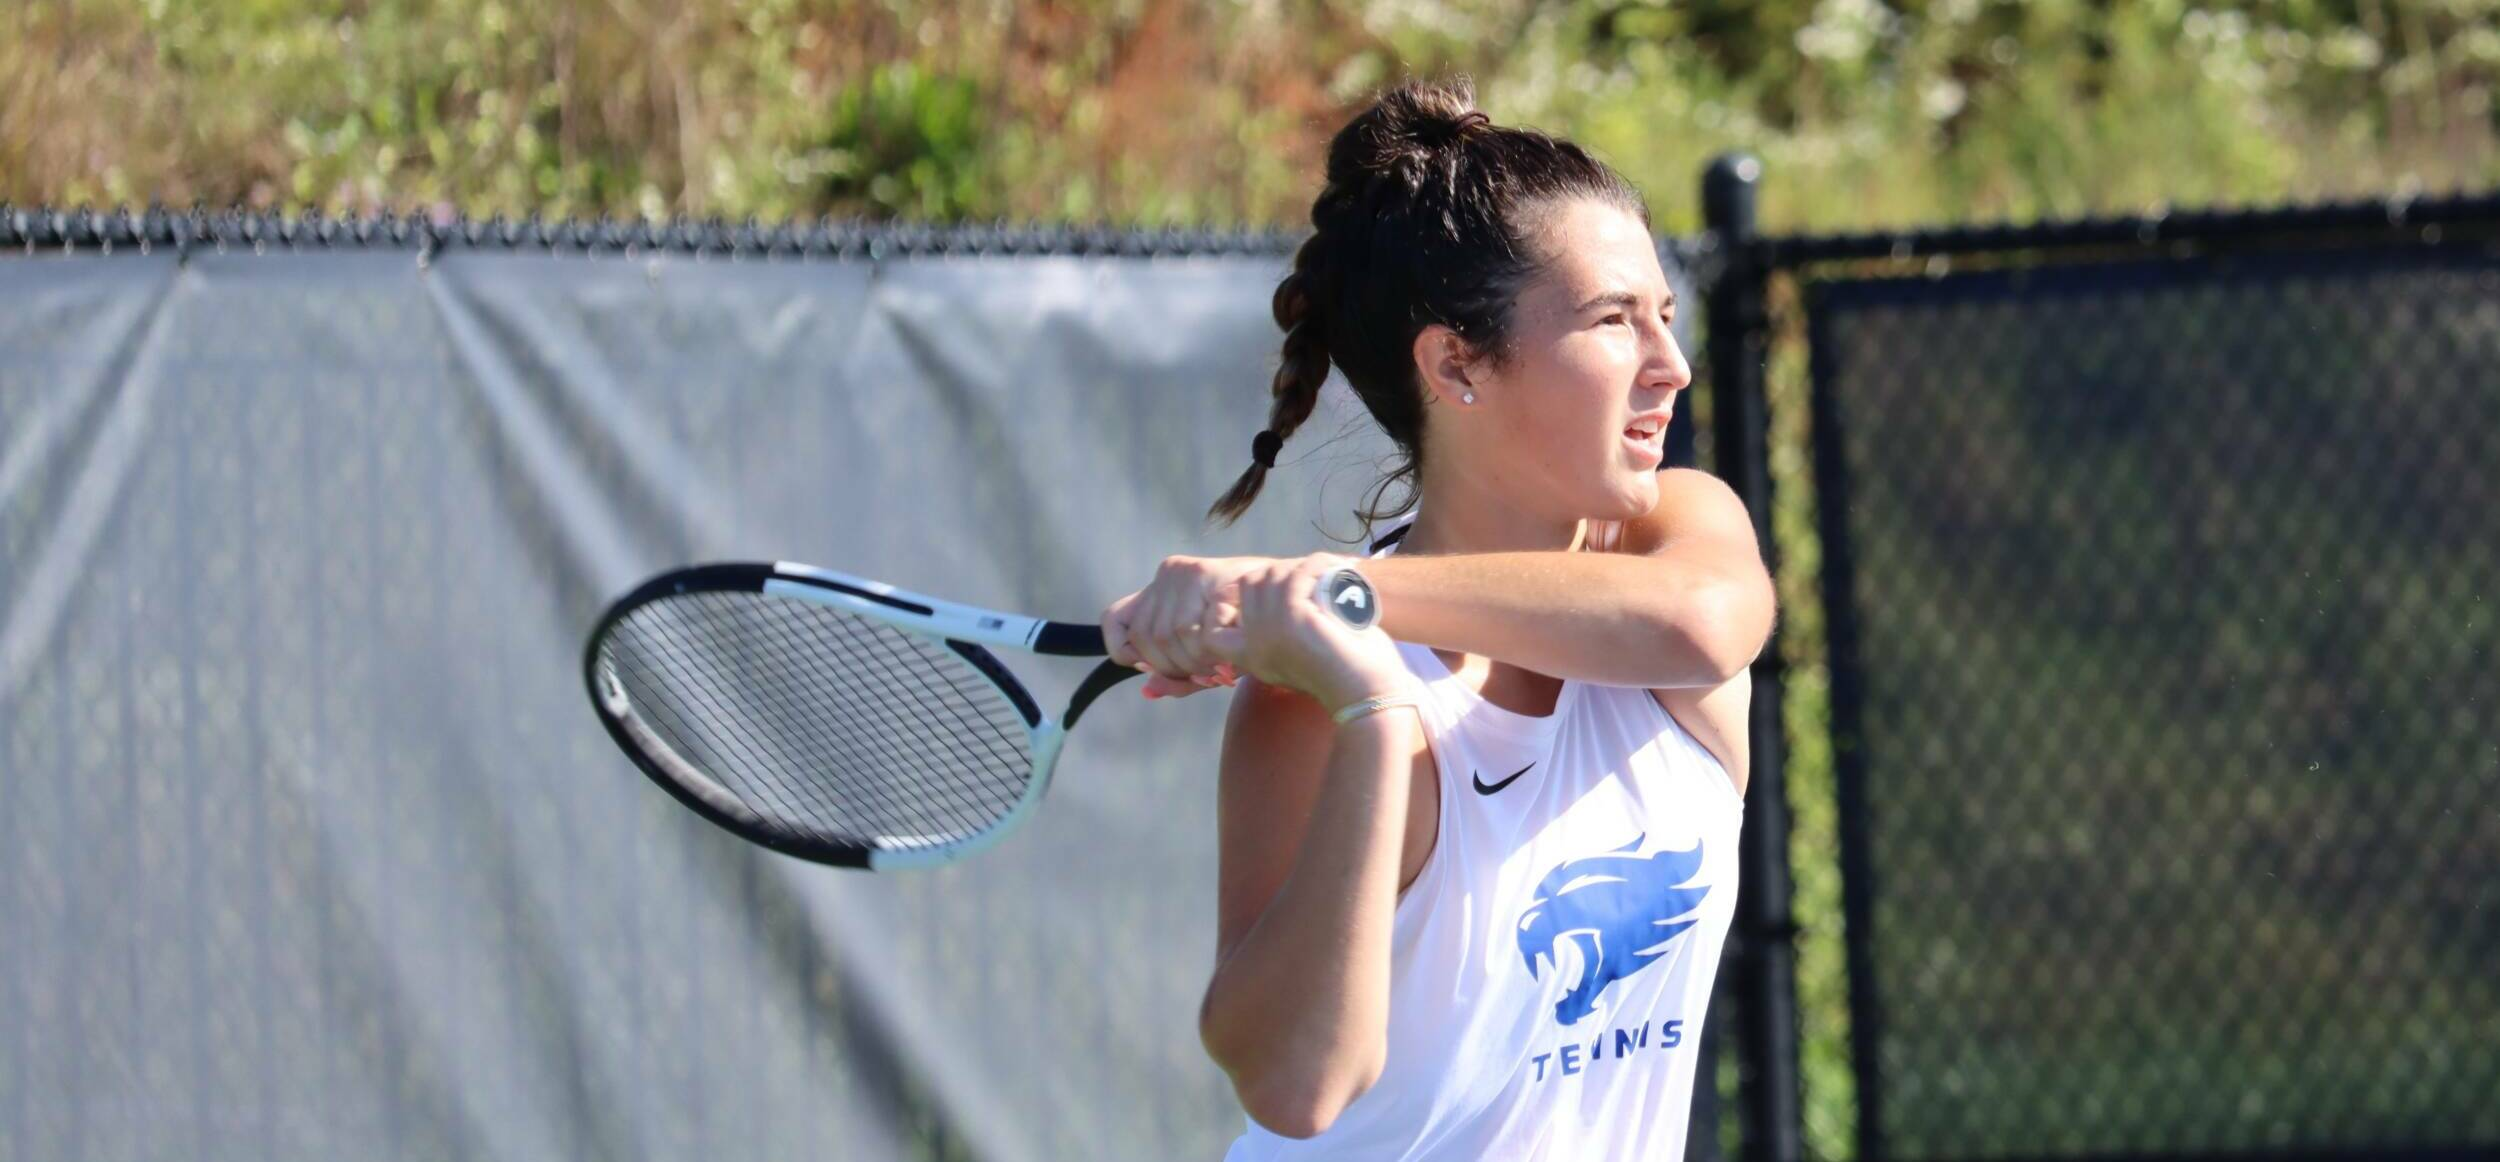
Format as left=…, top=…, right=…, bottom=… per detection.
left=1222, top=527, right=1744, bottom=1161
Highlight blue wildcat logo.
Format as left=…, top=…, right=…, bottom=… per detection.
left=1515, top=836, right=1710, bottom=1026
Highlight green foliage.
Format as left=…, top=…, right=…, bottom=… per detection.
left=815, top=63, right=997, bottom=220
left=1481, top=0, right=2500, bottom=232
left=8, top=1, right=2499, bottom=231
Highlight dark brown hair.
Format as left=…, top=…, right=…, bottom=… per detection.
left=1206, top=76, right=1649, bottom=529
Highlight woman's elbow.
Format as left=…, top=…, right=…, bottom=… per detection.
left=1658, top=582, right=1775, bottom=684
left=1235, top=1067, right=1380, bottom=1140
left=1203, top=1013, right=1382, bottom=1139
left=1240, top=1087, right=1339, bottom=1140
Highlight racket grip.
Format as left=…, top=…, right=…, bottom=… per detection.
left=1032, top=621, right=1109, bottom=656
left=1314, top=566, right=1381, bottom=631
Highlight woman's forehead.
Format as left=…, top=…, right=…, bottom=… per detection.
left=1525, top=200, right=1669, bottom=306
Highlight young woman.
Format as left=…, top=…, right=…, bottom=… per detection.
left=1099, top=78, right=1776, bottom=1160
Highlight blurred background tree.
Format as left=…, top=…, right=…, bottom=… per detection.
left=6, top=0, right=2497, bottom=232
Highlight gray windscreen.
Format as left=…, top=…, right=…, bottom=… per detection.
left=0, top=244, right=1718, bottom=1162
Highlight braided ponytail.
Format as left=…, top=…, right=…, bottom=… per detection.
left=1205, top=235, right=1334, bottom=526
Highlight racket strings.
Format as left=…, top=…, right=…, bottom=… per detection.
left=635, top=612, right=906, bottom=833
left=628, top=597, right=1024, bottom=844
left=685, top=607, right=955, bottom=831
left=715, top=599, right=1029, bottom=839
left=620, top=612, right=908, bottom=835
left=773, top=609, right=1032, bottom=836
left=602, top=590, right=1036, bottom=849
left=817, top=612, right=1037, bottom=826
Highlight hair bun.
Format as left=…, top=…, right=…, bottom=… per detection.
left=1412, top=109, right=1491, bottom=150
left=1325, top=77, right=1489, bottom=186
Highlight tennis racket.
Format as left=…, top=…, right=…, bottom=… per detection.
left=584, top=559, right=1382, bottom=870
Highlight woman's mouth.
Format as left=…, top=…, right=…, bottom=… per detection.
left=1622, top=414, right=1669, bottom=463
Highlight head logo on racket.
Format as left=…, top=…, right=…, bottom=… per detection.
left=1319, top=567, right=1380, bottom=631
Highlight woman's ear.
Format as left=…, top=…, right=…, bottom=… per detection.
left=1412, top=324, right=1481, bottom=407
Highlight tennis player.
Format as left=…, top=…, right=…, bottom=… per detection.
left=1100, top=78, right=1776, bottom=1159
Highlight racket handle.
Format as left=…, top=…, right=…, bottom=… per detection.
left=1315, top=566, right=1381, bottom=631
left=1053, top=564, right=1375, bottom=662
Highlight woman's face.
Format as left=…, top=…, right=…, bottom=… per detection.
left=1432, top=197, right=1691, bottom=522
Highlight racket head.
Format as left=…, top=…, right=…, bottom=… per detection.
left=583, top=562, right=1059, bottom=869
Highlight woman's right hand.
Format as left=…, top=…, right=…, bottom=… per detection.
left=1202, top=555, right=1411, bottom=712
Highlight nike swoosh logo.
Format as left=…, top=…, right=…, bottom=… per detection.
left=1472, top=762, right=1536, bottom=796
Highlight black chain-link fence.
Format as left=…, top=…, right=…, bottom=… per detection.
left=1765, top=216, right=2500, bottom=1160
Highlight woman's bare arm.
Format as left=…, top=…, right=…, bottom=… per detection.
left=1197, top=678, right=1427, bottom=1139
left=1359, top=468, right=1775, bottom=688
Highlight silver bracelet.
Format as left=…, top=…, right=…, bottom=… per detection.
left=1331, top=693, right=1422, bottom=727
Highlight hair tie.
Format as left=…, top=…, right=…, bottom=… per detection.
left=1250, top=429, right=1284, bottom=469
left=1453, top=110, right=1492, bottom=136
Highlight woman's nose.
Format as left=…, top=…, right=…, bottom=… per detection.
left=1648, top=330, right=1693, bottom=393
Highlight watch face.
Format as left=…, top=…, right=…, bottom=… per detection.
left=1319, top=567, right=1381, bottom=631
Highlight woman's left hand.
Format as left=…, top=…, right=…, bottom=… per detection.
left=1101, top=555, right=1274, bottom=699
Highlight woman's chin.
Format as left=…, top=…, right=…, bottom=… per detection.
left=1597, top=472, right=1661, bottom=520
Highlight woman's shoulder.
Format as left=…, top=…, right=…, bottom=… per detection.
left=1620, top=469, right=1754, bottom=549
left=1590, top=471, right=1762, bottom=794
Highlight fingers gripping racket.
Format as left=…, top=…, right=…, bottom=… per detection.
left=585, top=560, right=1382, bottom=870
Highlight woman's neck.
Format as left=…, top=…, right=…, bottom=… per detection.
left=1395, top=471, right=1582, bottom=558
left=1392, top=473, right=1578, bottom=701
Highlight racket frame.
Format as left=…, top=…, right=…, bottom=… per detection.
left=585, top=561, right=1125, bottom=870
left=588, top=558, right=1375, bottom=871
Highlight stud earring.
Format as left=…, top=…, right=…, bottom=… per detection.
left=1461, top=391, right=1476, bottom=404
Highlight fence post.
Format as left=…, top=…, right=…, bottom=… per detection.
left=1702, top=153, right=1804, bottom=1162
